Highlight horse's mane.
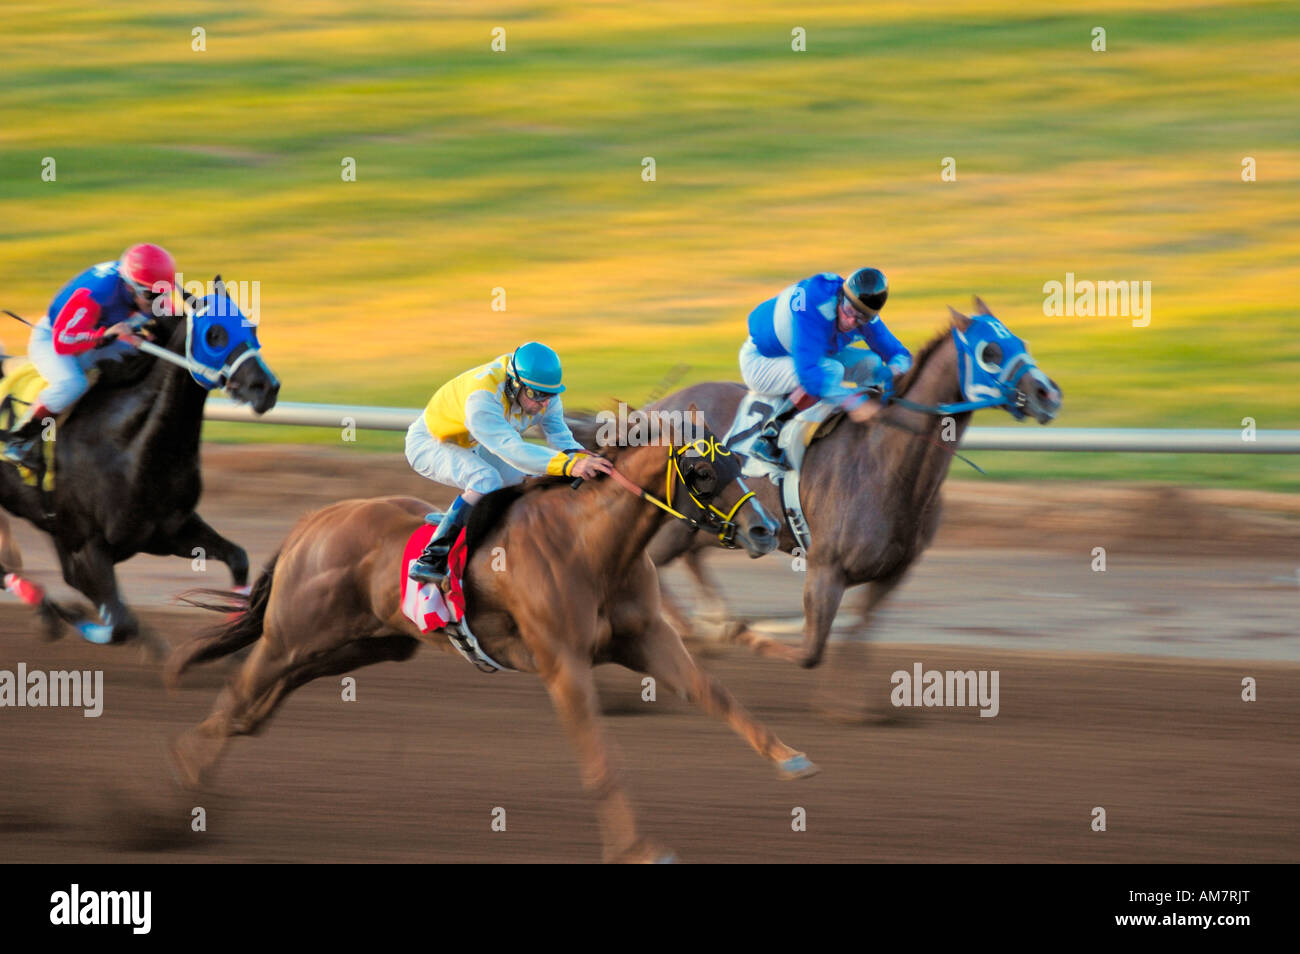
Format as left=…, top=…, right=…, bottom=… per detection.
left=464, top=484, right=529, bottom=556
left=91, top=314, right=188, bottom=392
left=563, top=407, right=608, bottom=450
left=93, top=350, right=158, bottom=391
left=892, top=324, right=953, bottom=397
left=462, top=435, right=660, bottom=556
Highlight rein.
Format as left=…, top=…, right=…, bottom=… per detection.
left=853, top=352, right=1034, bottom=474
left=593, top=437, right=758, bottom=547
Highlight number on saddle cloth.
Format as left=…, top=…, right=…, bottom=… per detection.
left=722, top=394, right=775, bottom=451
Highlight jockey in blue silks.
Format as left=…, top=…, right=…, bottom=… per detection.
left=739, top=267, right=911, bottom=467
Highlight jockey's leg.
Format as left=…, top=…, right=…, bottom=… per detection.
left=736, top=339, right=804, bottom=466
left=834, top=347, right=888, bottom=390
left=405, top=417, right=500, bottom=583
left=3, top=324, right=86, bottom=463
left=415, top=443, right=522, bottom=580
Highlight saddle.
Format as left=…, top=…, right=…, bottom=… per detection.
left=723, top=392, right=848, bottom=555
left=399, top=517, right=508, bottom=672
left=724, top=391, right=845, bottom=481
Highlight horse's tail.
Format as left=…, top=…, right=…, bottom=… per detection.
left=164, top=551, right=278, bottom=688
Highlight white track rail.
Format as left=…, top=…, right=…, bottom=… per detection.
left=204, top=399, right=1300, bottom=453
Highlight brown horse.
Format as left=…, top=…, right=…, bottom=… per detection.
left=635, top=301, right=1062, bottom=694
left=166, top=411, right=818, bottom=862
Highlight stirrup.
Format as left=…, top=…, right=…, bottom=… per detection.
left=2, top=437, right=38, bottom=465
left=409, top=555, right=449, bottom=584
left=749, top=435, right=790, bottom=469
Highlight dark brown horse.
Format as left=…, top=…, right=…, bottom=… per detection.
left=637, top=301, right=1062, bottom=700
left=166, top=411, right=817, bottom=862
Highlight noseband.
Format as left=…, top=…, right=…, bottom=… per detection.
left=599, top=436, right=760, bottom=548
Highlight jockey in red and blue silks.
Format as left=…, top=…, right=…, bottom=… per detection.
left=3, top=244, right=176, bottom=463
left=739, top=267, right=911, bottom=466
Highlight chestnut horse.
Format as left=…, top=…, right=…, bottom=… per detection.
left=634, top=301, right=1063, bottom=699
left=166, top=412, right=818, bottom=862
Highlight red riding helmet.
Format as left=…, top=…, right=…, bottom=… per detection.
left=119, top=243, right=177, bottom=298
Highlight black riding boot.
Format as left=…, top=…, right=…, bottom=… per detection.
left=409, top=498, right=473, bottom=584
left=750, top=397, right=797, bottom=467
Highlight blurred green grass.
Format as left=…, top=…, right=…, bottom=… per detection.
left=1, top=0, right=1296, bottom=488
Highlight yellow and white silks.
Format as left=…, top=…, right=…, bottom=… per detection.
left=405, top=353, right=584, bottom=496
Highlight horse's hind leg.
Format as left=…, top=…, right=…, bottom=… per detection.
left=173, top=633, right=418, bottom=787
left=672, top=545, right=794, bottom=657
left=0, top=515, right=62, bottom=639
left=163, top=512, right=249, bottom=589
left=665, top=541, right=805, bottom=662
left=172, top=637, right=285, bottom=787
left=618, top=617, right=819, bottom=779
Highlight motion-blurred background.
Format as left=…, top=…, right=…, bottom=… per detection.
left=1, top=0, right=1296, bottom=485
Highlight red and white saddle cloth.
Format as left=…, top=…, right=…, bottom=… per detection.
left=399, top=524, right=468, bottom=632
left=399, top=524, right=509, bottom=672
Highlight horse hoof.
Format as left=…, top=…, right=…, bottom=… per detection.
left=611, top=840, right=677, bottom=863
left=168, top=737, right=205, bottom=791
left=777, top=753, right=821, bottom=780
left=75, top=621, right=113, bottom=645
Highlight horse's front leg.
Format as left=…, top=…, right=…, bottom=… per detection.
left=615, top=614, right=819, bottom=780
left=165, top=511, right=250, bottom=589
left=798, top=560, right=847, bottom=668
left=812, top=569, right=910, bottom=724
left=57, top=539, right=146, bottom=648
left=524, top=626, right=664, bottom=863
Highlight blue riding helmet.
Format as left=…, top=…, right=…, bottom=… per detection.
left=509, top=341, right=565, bottom=394
left=186, top=288, right=265, bottom=390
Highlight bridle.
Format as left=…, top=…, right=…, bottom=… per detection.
left=847, top=330, right=1044, bottom=474
left=884, top=352, right=1035, bottom=418
left=595, top=436, right=761, bottom=548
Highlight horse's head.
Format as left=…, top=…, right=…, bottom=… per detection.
left=947, top=297, right=1061, bottom=424
left=665, top=404, right=779, bottom=557
left=181, top=277, right=280, bottom=414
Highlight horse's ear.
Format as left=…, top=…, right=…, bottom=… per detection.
left=686, top=401, right=712, bottom=438
left=972, top=295, right=992, bottom=316
left=948, top=305, right=972, bottom=331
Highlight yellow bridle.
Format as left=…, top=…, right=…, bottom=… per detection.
left=649, top=435, right=758, bottom=547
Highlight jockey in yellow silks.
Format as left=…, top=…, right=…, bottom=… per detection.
left=405, top=341, right=613, bottom=583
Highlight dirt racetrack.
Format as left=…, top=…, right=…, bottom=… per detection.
left=2, top=446, right=1297, bottom=863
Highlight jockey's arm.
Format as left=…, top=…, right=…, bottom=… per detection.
left=860, top=316, right=913, bottom=380
left=791, top=316, right=855, bottom=406
left=51, top=288, right=109, bottom=355
left=537, top=397, right=590, bottom=456
left=463, top=390, right=579, bottom=477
